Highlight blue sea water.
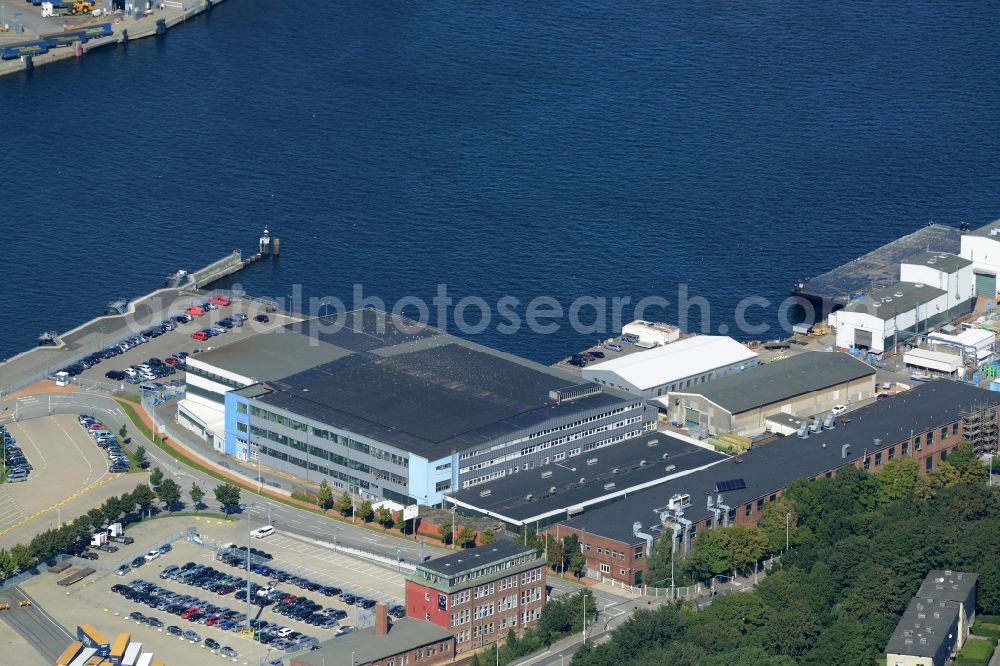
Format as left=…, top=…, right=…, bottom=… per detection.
left=1, top=0, right=998, bottom=364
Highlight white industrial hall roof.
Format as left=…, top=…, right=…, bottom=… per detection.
left=582, top=336, right=758, bottom=391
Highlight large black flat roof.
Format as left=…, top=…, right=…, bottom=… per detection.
left=563, top=381, right=1000, bottom=545
left=447, top=431, right=727, bottom=524
left=216, top=311, right=633, bottom=460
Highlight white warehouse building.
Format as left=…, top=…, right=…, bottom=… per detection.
left=960, top=220, right=1000, bottom=300
left=831, top=282, right=949, bottom=353
left=620, top=320, right=681, bottom=347
left=899, top=252, right=974, bottom=311
left=581, top=335, right=759, bottom=398
left=831, top=251, right=975, bottom=354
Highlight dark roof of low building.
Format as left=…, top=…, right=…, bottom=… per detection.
left=290, top=618, right=453, bottom=666
left=673, top=352, right=874, bottom=414
left=417, top=540, right=539, bottom=578
left=884, top=596, right=959, bottom=658
left=917, top=569, right=978, bottom=603
left=252, top=341, right=629, bottom=460
left=844, top=282, right=947, bottom=315
left=886, top=570, right=978, bottom=658
left=446, top=431, right=727, bottom=523
left=561, top=381, right=1000, bottom=546
left=214, top=311, right=634, bottom=460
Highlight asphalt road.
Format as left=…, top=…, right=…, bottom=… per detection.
left=0, top=586, right=74, bottom=664
left=1, top=391, right=449, bottom=566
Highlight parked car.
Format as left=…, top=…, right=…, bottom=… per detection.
left=831, top=404, right=848, bottom=416
left=254, top=314, right=270, bottom=323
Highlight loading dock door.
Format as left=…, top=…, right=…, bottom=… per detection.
left=685, top=407, right=701, bottom=429
left=975, top=272, right=996, bottom=299
left=854, top=329, right=873, bottom=349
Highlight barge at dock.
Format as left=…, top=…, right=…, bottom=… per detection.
left=792, top=223, right=962, bottom=320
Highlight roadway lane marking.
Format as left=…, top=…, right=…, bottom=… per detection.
left=52, top=416, right=97, bottom=488
left=9, top=422, right=47, bottom=476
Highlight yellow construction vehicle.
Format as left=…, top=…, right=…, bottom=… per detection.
left=70, top=1, right=94, bottom=14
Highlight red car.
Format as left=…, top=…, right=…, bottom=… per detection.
left=164, top=356, right=179, bottom=366
left=210, top=295, right=231, bottom=306
left=191, top=330, right=210, bottom=341
left=205, top=615, right=220, bottom=625
left=186, top=305, right=206, bottom=317
left=180, top=607, right=198, bottom=620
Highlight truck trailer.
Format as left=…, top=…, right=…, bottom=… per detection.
left=77, top=625, right=110, bottom=657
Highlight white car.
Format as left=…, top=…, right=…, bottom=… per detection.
left=831, top=404, right=847, bottom=416
left=144, top=550, right=161, bottom=562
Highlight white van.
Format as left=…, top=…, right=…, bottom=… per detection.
left=252, top=525, right=274, bottom=539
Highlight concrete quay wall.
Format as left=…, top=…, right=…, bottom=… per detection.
left=0, top=0, right=227, bottom=78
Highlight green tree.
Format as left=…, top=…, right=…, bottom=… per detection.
left=357, top=500, right=373, bottom=523
left=684, top=528, right=730, bottom=582
left=86, top=507, right=105, bottom=530
left=189, top=482, right=205, bottom=510
left=438, top=520, right=452, bottom=545
left=468, top=654, right=481, bottom=666
left=564, top=534, right=586, bottom=577
left=118, top=424, right=128, bottom=439
left=685, top=593, right=769, bottom=652
left=134, top=445, right=147, bottom=469
left=149, top=467, right=164, bottom=489
left=645, top=532, right=675, bottom=587
left=374, top=506, right=393, bottom=528
left=157, top=478, right=182, bottom=511
left=876, top=456, right=921, bottom=504
left=480, top=528, right=496, bottom=545
left=947, top=442, right=985, bottom=484
left=132, top=484, right=156, bottom=516
left=214, top=483, right=242, bottom=514
left=393, top=512, right=406, bottom=533
left=762, top=600, right=820, bottom=657
left=756, top=497, right=799, bottom=553
left=723, top=524, right=770, bottom=573
left=457, top=526, right=477, bottom=548
left=316, top=480, right=334, bottom=511
left=335, top=492, right=353, bottom=517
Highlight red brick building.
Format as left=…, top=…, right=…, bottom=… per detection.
left=550, top=381, right=1000, bottom=587
left=406, top=540, right=546, bottom=653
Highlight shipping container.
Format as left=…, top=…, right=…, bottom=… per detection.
left=69, top=647, right=97, bottom=666
left=57, top=641, right=84, bottom=666
left=78, top=23, right=112, bottom=39
left=108, top=633, right=130, bottom=665
left=121, top=642, right=141, bottom=666
left=134, top=652, right=153, bottom=666
left=0, top=42, right=48, bottom=61
left=77, top=625, right=110, bottom=657
left=42, top=31, right=89, bottom=48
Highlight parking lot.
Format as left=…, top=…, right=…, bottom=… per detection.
left=0, top=415, right=141, bottom=547
left=69, top=297, right=298, bottom=396
left=16, top=517, right=410, bottom=666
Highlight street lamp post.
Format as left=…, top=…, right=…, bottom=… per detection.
left=785, top=512, right=790, bottom=553
left=242, top=502, right=253, bottom=641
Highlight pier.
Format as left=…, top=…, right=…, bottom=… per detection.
left=0, top=0, right=226, bottom=78
left=793, top=223, right=961, bottom=318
